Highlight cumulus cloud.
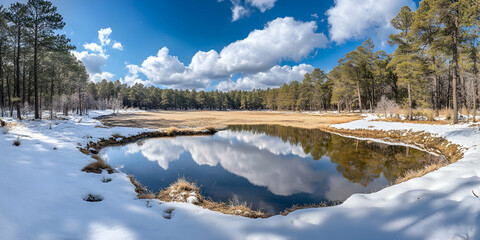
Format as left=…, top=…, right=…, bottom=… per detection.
left=72, top=51, right=108, bottom=74
left=126, top=17, right=327, bottom=89
left=228, top=0, right=277, bottom=21
left=83, top=43, right=103, bottom=53
left=73, top=27, right=123, bottom=82
left=98, top=27, right=112, bottom=46
left=327, top=0, right=416, bottom=44
left=246, top=0, right=277, bottom=12
left=112, top=42, right=123, bottom=50
left=232, top=3, right=250, bottom=21
left=89, top=72, right=115, bottom=83
left=216, top=64, right=314, bottom=91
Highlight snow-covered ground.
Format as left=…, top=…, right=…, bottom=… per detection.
left=1, top=111, right=480, bottom=240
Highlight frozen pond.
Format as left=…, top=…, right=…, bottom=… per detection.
left=101, top=125, right=440, bottom=215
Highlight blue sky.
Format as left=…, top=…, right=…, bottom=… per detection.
left=5, top=0, right=419, bottom=90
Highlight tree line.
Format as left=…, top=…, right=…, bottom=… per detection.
left=1, top=0, right=479, bottom=124
left=84, top=68, right=332, bottom=112
left=0, top=0, right=89, bottom=120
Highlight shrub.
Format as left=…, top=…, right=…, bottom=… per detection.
left=375, top=96, right=398, bottom=117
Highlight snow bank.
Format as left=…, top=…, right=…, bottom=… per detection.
left=1, top=112, right=480, bottom=240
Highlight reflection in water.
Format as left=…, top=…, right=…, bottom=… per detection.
left=101, top=125, right=440, bottom=214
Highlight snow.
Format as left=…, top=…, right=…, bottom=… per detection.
left=1, top=111, right=480, bottom=240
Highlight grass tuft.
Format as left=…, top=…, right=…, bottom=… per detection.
left=13, top=138, right=21, bottom=146
left=165, top=127, right=179, bottom=136
left=128, top=175, right=155, bottom=199
left=157, top=177, right=267, bottom=218
left=83, top=193, right=103, bottom=202
left=82, top=156, right=115, bottom=174
left=395, top=161, right=447, bottom=184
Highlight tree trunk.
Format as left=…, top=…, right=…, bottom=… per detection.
left=22, top=63, right=26, bottom=105
left=15, top=26, right=21, bottom=120
left=78, top=85, right=82, bottom=116
left=28, top=69, right=32, bottom=105
left=50, top=68, right=55, bottom=119
left=7, top=75, right=12, bottom=117
left=370, top=77, right=374, bottom=113
left=34, top=22, right=40, bottom=119
left=434, top=74, right=439, bottom=116
left=408, top=83, right=412, bottom=120
left=356, top=81, right=362, bottom=114
left=452, top=15, right=459, bottom=124
left=432, top=56, right=439, bottom=116
left=0, top=42, right=4, bottom=117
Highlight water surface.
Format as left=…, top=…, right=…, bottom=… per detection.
left=101, top=125, right=440, bottom=215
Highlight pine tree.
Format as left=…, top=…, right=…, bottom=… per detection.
left=26, top=0, right=65, bottom=119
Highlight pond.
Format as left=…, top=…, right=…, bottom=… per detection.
left=100, top=125, right=441, bottom=215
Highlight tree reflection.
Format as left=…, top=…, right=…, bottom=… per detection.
left=229, top=125, right=440, bottom=186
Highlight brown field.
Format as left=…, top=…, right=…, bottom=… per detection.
left=97, top=111, right=362, bottom=129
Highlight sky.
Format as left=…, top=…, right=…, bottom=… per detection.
left=4, top=0, right=419, bottom=91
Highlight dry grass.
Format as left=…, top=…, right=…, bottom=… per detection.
left=439, top=108, right=453, bottom=120
left=415, top=109, right=436, bottom=121
left=165, top=127, right=179, bottom=136
left=128, top=175, right=156, bottom=199
left=395, top=161, right=448, bottom=184
left=157, top=178, right=267, bottom=218
left=393, top=108, right=409, bottom=119
left=82, top=156, right=115, bottom=174
left=374, top=118, right=449, bottom=125
left=97, top=111, right=362, bottom=130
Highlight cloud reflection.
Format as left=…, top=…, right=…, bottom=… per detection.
left=122, top=130, right=330, bottom=196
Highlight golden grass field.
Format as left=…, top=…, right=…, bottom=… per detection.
left=97, top=111, right=362, bottom=129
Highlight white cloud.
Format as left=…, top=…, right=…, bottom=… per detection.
left=232, top=3, right=250, bottom=21
left=311, top=13, right=319, bottom=19
left=112, top=42, right=123, bottom=50
left=83, top=43, right=103, bottom=53
left=216, top=64, right=314, bottom=91
left=125, top=17, right=327, bottom=89
left=98, top=27, right=112, bottom=46
left=72, top=51, right=108, bottom=74
left=89, top=72, right=115, bottom=83
left=228, top=0, right=276, bottom=21
left=327, top=0, right=416, bottom=44
left=246, top=0, right=277, bottom=12
left=73, top=27, right=123, bottom=82
left=218, top=17, right=326, bottom=73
